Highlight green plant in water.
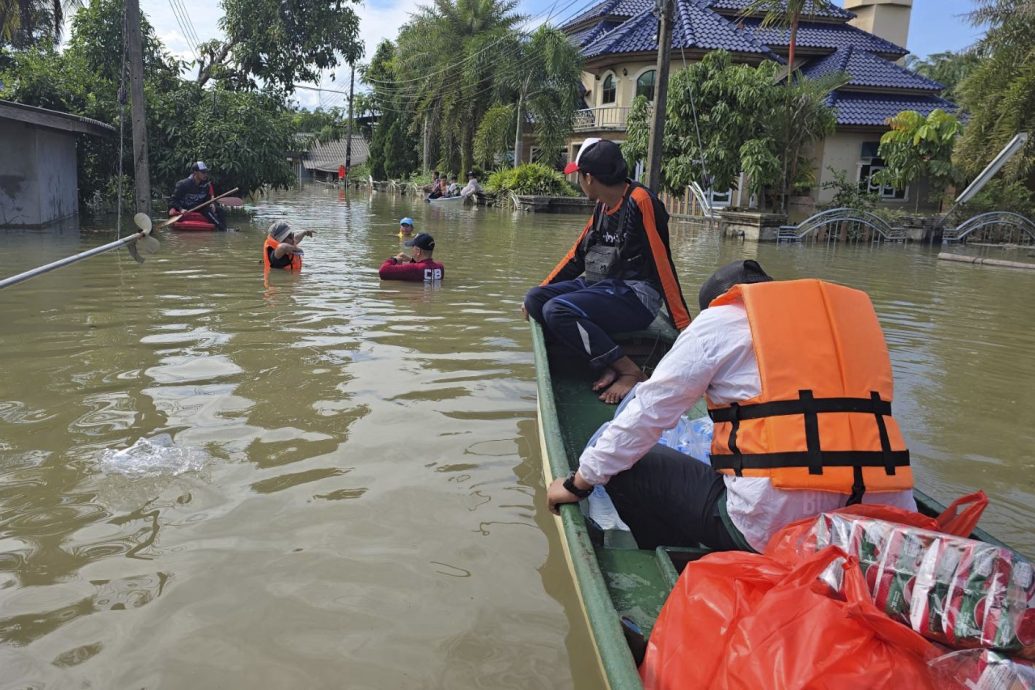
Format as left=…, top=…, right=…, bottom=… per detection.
left=486, top=163, right=576, bottom=197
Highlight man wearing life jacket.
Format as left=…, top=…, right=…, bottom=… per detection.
left=170, top=161, right=227, bottom=231
left=263, top=221, right=313, bottom=271
left=379, top=233, right=444, bottom=282
left=523, top=138, right=691, bottom=405
left=547, top=260, right=917, bottom=552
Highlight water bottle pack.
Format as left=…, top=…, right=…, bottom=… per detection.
left=658, top=415, right=713, bottom=464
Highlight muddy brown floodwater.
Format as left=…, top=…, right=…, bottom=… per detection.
left=1, top=185, right=1033, bottom=688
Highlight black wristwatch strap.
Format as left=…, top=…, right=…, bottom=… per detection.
left=563, top=472, right=593, bottom=499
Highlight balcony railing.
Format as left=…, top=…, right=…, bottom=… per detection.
left=573, top=106, right=632, bottom=132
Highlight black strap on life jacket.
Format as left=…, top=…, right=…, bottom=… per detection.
left=708, top=389, right=909, bottom=504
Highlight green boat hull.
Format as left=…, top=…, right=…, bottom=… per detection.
left=530, top=318, right=1009, bottom=690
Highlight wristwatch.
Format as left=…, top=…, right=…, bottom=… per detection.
left=563, top=471, right=593, bottom=499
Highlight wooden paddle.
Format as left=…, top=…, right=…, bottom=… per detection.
left=164, top=187, right=240, bottom=227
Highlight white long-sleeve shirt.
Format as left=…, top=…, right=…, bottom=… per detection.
left=579, top=302, right=916, bottom=551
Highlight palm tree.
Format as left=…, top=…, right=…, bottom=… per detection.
left=497, top=26, right=581, bottom=166
left=397, top=0, right=524, bottom=174
left=1, top=0, right=78, bottom=46
left=740, top=0, right=818, bottom=76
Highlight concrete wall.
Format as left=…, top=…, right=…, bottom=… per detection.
left=583, top=61, right=666, bottom=108
left=844, top=0, right=912, bottom=51
left=0, top=119, right=79, bottom=227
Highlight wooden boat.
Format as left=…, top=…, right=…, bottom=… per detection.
left=530, top=318, right=1009, bottom=690
left=167, top=209, right=217, bottom=231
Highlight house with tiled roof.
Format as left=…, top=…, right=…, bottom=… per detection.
left=560, top=0, right=954, bottom=209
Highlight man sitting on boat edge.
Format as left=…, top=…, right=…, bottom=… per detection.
left=547, top=260, right=917, bottom=553
left=522, top=138, right=691, bottom=405
left=379, top=233, right=444, bottom=282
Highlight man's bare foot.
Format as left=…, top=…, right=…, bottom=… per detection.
left=599, top=372, right=646, bottom=404
left=592, top=367, right=618, bottom=392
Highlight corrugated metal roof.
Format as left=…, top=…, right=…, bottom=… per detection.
left=582, top=0, right=777, bottom=59
left=740, top=18, right=907, bottom=57
left=303, top=137, right=370, bottom=172
left=827, top=91, right=958, bottom=127
left=803, top=46, right=943, bottom=91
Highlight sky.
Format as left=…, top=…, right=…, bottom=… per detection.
left=134, top=0, right=989, bottom=110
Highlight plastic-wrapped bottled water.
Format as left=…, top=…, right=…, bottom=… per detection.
left=659, top=415, right=712, bottom=464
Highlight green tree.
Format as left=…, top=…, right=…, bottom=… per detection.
left=903, top=51, right=980, bottom=100
left=488, top=26, right=581, bottom=166
left=196, top=0, right=363, bottom=91
left=872, top=109, right=961, bottom=212
left=394, top=0, right=523, bottom=175
left=954, top=0, right=1035, bottom=205
left=1, top=0, right=77, bottom=47
left=473, top=103, right=514, bottom=167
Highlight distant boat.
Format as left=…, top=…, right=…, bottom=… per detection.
left=425, top=195, right=467, bottom=204
left=529, top=317, right=1011, bottom=689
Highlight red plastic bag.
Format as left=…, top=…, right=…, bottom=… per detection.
left=641, top=546, right=938, bottom=690
left=818, top=490, right=988, bottom=538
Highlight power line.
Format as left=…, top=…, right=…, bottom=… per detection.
left=171, top=0, right=202, bottom=51
left=166, top=0, right=199, bottom=62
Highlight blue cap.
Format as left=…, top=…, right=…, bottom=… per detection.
left=400, top=217, right=414, bottom=226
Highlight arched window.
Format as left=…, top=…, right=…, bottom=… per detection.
left=635, top=70, right=655, bottom=102
left=601, top=74, right=616, bottom=104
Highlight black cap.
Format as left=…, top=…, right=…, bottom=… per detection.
left=698, top=260, right=773, bottom=310
left=563, top=138, right=627, bottom=180
left=404, top=233, right=435, bottom=251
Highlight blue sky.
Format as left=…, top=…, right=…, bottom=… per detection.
left=135, top=0, right=987, bottom=109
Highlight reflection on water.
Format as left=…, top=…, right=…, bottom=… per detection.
left=0, top=186, right=1033, bottom=687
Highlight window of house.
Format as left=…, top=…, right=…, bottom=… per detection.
left=635, top=70, right=655, bottom=101
left=601, top=74, right=616, bottom=105
left=858, top=141, right=906, bottom=200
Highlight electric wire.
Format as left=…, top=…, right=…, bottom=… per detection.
left=171, top=0, right=202, bottom=54
left=167, top=0, right=200, bottom=62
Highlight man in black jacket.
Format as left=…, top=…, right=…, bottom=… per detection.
left=170, top=161, right=226, bottom=230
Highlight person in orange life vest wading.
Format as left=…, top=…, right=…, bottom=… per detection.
left=398, top=217, right=415, bottom=238
left=522, top=138, right=691, bottom=405
left=379, top=233, right=444, bottom=282
left=170, top=161, right=227, bottom=231
left=263, top=221, right=314, bottom=271
left=547, top=260, right=917, bottom=552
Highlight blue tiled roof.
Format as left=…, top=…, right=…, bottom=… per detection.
left=569, top=20, right=620, bottom=48
left=582, top=0, right=778, bottom=59
left=561, top=0, right=651, bottom=31
left=828, top=92, right=958, bottom=127
left=803, top=46, right=943, bottom=91
left=707, top=0, right=854, bottom=21
left=741, top=18, right=908, bottom=57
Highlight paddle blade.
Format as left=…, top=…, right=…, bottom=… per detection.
left=127, top=239, right=145, bottom=264
left=141, top=235, right=161, bottom=254
left=219, top=197, right=244, bottom=207
left=134, top=212, right=153, bottom=234
left=162, top=214, right=183, bottom=228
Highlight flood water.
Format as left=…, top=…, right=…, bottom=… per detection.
left=1, top=184, right=1034, bottom=688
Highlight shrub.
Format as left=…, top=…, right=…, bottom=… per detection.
left=485, top=163, right=577, bottom=197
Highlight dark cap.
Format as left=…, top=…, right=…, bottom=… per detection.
left=404, top=233, right=435, bottom=251
left=563, top=138, right=627, bottom=180
left=698, top=260, right=773, bottom=310
left=191, top=161, right=209, bottom=172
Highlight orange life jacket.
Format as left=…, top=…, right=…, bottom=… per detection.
left=263, top=236, right=302, bottom=271
left=707, top=279, right=912, bottom=502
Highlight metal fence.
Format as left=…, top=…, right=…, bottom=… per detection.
left=942, top=212, right=1035, bottom=245
left=778, top=208, right=907, bottom=243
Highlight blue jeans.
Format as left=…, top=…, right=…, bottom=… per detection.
left=524, top=278, right=656, bottom=370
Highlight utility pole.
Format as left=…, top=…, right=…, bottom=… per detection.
left=125, top=0, right=151, bottom=214
left=345, top=62, right=355, bottom=176
left=645, top=0, right=673, bottom=192
left=513, top=89, right=523, bottom=167
left=422, top=115, right=430, bottom=174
